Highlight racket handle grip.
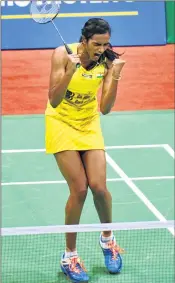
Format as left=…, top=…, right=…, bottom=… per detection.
left=65, top=44, right=73, bottom=55
left=65, top=44, right=80, bottom=68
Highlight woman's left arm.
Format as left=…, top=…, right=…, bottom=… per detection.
left=100, top=59, right=126, bottom=115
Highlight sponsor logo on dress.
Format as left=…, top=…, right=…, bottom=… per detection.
left=82, top=73, right=93, bottom=79
left=65, top=90, right=96, bottom=106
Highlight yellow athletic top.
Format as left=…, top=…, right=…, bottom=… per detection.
left=45, top=43, right=105, bottom=130
left=45, top=43, right=106, bottom=153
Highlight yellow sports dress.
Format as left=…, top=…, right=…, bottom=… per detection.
left=45, top=43, right=105, bottom=154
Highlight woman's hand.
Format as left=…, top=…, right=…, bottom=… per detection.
left=65, top=54, right=80, bottom=76
left=112, top=58, right=126, bottom=79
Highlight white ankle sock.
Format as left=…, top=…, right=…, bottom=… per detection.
left=101, top=232, right=114, bottom=243
left=64, top=250, right=78, bottom=258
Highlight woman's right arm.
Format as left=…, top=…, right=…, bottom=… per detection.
left=48, top=47, right=80, bottom=108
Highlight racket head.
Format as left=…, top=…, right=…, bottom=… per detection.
left=30, top=1, right=60, bottom=24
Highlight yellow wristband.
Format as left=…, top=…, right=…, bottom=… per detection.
left=112, top=75, right=121, bottom=81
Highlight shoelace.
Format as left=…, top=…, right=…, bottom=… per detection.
left=107, top=240, right=125, bottom=260
left=69, top=257, right=87, bottom=274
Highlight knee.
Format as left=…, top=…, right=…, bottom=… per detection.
left=69, top=183, right=88, bottom=203
left=89, top=180, right=107, bottom=199
left=76, top=189, right=88, bottom=202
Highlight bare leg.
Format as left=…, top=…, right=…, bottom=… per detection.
left=82, top=150, right=112, bottom=237
left=54, top=151, right=88, bottom=251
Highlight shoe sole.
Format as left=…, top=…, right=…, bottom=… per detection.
left=61, top=265, right=89, bottom=283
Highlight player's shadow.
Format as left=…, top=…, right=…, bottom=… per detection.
left=57, top=267, right=122, bottom=283
left=91, top=266, right=122, bottom=281
left=92, top=265, right=107, bottom=275
left=57, top=271, right=68, bottom=282
left=57, top=271, right=90, bottom=282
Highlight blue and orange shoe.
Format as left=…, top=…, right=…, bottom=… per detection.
left=60, top=254, right=89, bottom=282
left=100, top=234, right=124, bottom=274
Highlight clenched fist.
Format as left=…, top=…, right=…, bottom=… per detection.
left=66, top=54, right=80, bottom=75
left=112, top=58, right=126, bottom=79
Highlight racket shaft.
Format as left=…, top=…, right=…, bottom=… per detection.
left=51, top=20, right=72, bottom=54
left=51, top=20, right=64, bottom=42
left=51, top=19, right=80, bottom=67
left=64, top=44, right=73, bottom=54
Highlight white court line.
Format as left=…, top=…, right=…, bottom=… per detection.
left=2, top=149, right=45, bottom=153
left=105, top=144, right=166, bottom=150
left=1, top=144, right=166, bottom=153
left=2, top=176, right=175, bottom=186
left=105, top=152, right=175, bottom=236
left=163, top=144, right=175, bottom=159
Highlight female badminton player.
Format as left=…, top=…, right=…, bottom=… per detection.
left=45, top=18, right=125, bottom=282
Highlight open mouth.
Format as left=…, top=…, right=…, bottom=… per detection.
left=94, top=54, right=101, bottom=60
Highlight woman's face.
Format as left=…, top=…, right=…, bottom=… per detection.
left=83, top=33, right=111, bottom=61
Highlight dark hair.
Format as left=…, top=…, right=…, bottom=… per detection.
left=79, top=18, right=120, bottom=69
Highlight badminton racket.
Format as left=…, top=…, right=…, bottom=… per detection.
left=30, top=1, right=76, bottom=57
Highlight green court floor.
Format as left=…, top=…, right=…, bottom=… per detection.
left=2, top=110, right=175, bottom=283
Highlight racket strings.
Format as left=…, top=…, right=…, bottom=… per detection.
left=30, top=1, right=73, bottom=55
left=31, top=1, right=60, bottom=24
